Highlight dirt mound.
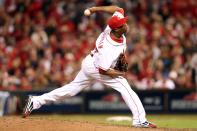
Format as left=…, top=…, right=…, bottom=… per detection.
left=0, top=116, right=193, bottom=131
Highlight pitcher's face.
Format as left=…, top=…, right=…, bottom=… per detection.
left=116, top=23, right=129, bottom=35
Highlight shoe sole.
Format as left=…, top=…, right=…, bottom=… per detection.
left=22, top=111, right=30, bottom=118
left=133, top=123, right=157, bottom=128
left=133, top=125, right=157, bottom=128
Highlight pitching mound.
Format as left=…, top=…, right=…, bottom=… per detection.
left=0, top=116, right=194, bottom=131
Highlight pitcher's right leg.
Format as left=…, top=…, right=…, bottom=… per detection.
left=23, top=70, right=90, bottom=118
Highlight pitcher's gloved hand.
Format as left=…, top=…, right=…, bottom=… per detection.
left=114, top=53, right=128, bottom=72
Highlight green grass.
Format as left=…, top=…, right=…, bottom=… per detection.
left=147, top=114, right=197, bottom=129
left=32, top=114, right=197, bottom=129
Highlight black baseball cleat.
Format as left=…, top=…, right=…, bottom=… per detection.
left=22, top=96, right=34, bottom=118
left=133, top=121, right=157, bottom=128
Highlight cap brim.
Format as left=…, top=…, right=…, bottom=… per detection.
left=115, top=16, right=128, bottom=29
left=120, top=16, right=128, bottom=25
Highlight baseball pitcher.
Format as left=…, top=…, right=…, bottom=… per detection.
left=23, top=5, right=156, bottom=128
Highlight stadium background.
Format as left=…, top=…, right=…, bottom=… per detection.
left=0, top=0, right=196, bottom=130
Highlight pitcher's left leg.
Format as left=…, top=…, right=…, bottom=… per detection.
left=98, top=76, right=146, bottom=125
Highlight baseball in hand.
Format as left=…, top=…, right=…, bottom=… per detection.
left=84, top=9, right=91, bottom=16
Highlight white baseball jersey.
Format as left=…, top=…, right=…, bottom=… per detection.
left=91, top=10, right=126, bottom=71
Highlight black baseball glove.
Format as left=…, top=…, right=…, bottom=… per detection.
left=114, top=53, right=128, bottom=72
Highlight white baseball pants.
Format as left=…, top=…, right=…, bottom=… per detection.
left=32, top=55, right=147, bottom=125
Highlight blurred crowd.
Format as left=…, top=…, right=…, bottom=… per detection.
left=0, top=0, right=196, bottom=91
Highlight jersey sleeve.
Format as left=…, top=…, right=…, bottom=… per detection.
left=112, top=8, right=125, bottom=18
left=104, top=25, right=111, bottom=32
left=116, top=8, right=124, bottom=15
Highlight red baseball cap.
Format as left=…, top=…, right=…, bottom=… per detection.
left=108, top=16, right=128, bottom=30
